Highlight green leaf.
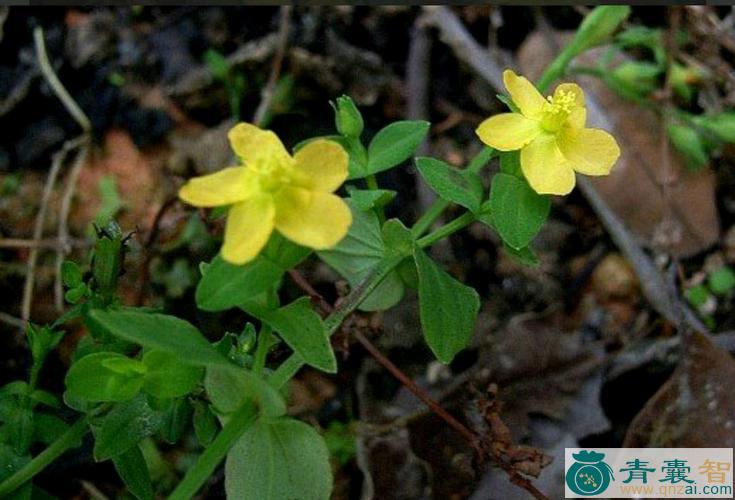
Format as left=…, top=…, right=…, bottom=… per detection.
left=363, top=121, right=430, bottom=177
left=499, top=151, right=522, bottom=178
left=196, top=235, right=310, bottom=311
left=414, top=247, right=479, bottom=364
left=347, top=188, right=396, bottom=211
left=381, top=219, right=414, bottom=258
left=193, top=401, right=218, bottom=446
left=708, top=266, right=735, bottom=296
left=694, top=112, right=735, bottom=144
left=61, top=261, right=83, bottom=288
left=318, top=201, right=404, bottom=311
left=503, top=243, right=540, bottom=267
left=203, top=48, right=230, bottom=81
left=158, top=397, right=193, bottom=444
left=141, top=350, right=203, bottom=399
left=415, top=157, right=483, bottom=213
left=196, top=256, right=282, bottom=312
left=65, top=352, right=146, bottom=403
left=87, top=309, right=229, bottom=368
left=245, top=298, right=336, bottom=373
left=667, top=123, right=709, bottom=170
left=489, top=173, right=550, bottom=250
left=225, top=417, right=332, bottom=500
left=93, top=395, right=163, bottom=461
left=204, top=366, right=285, bottom=418
left=685, top=284, right=711, bottom=308
left=0, top=444, right=31, bottom=499
left=112, top=445, right=153, bottom=500
left=33, top=414, right=68, bottom=445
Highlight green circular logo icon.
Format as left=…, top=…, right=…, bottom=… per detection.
left=566, top=450, right=614, bottom=496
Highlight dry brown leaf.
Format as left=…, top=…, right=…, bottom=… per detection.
left=72, top=129, right=167, bottom=233
left=518, top=31, right=720, bottom=257
left=624, top=331, right=735, bottom=447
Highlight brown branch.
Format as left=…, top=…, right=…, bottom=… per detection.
left=252, top=6, right=292, bottom=127
left=21, top=136, right=86, bottom=325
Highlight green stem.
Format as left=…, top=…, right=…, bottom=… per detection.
left=416, top=212, right=476, bottom=249
left=410, top=147, right=495, bottom=238
left=0, top=418, right=88, bottom=497
left=269, top=254, right=405, bottom=389
left=252, top=325, right=272, bottom=377
left=365, top=175, right=385, bottom=224
left=411, top=200, right=450, bottom=238
left=168, top=401, right=257, bottom=500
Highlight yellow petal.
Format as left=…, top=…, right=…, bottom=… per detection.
left=553, top=83, right=585, bottom=108
left=179, top=167, right=255, bottom=207
left=274, top=187, right=352, bottom=249
left=558, top=127, right=621, bottom=176
left=228, top=123, right=292, bottom=166
left=293, top=139, right=349, bottom=192
left=221, top=196, right=275, bottom=265
left=520, top=134, right=576, bottom=195
left=568, top=106, right=587, bottom=130
left=503, top=69, right=546, bottom=119
left=476, top=113, right=541, bottom=151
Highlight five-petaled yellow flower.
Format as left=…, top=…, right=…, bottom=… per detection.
left=179, top=123, right=352, bottom=264
left=476, top=70, right=620, bottom=195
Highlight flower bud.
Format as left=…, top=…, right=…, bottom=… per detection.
left=571, top=6, right=631, bottom=54
left=333, top=95, right=364, bottom=138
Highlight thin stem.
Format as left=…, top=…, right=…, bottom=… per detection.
left=33, top=27, right=91, bottom=133
left=168, top=401, right=257, bottom=500
left=0, top=418, right=88, bottom=497
left=269, top=254, right=405, bottom=389
left=252, top=325, right=273, bottom=377
left=365, top=174, right=385, bottom=224
left=411, top=199, right=450, bottom=238
left=411, top=146, right=495, bottom=238
left=417, top=212, right=475, bottom=249
left=354, top=331, right=479, bottom=447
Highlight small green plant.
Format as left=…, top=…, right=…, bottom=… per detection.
left=0, top=7, right=630, bottom=499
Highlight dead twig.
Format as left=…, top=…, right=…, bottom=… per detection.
left=20, top=27, right=92, bottom=324
left=253, top=6, right=292, bottom=127
left=54, top=145, right=89, bottom=311
left=0, top=238, right=90, bottom=250
left=34, top=27, right=91, bottom=133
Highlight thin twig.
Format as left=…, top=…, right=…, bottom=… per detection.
left=33, top=27, right=91, bottom=133
left=0, top=237, right=90, bottom=250
left=20, top=136, right=85, bottom=324
left=252, top=6, right=292, bottom=127
left=0, top=311, right=26, bottom=329
left=54, top=144, right=89, bottom=311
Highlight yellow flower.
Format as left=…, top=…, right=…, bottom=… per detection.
left=179, top=123, right=352, bottom=264
left=476, top=70, right=621, bottom=195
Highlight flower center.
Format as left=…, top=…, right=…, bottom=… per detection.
left=541, top=90, right=576, bottom=132
left=249, top=158, right=294, bottom=193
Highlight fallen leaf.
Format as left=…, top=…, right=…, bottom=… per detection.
left=624, top=331, right=735, bottom=447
